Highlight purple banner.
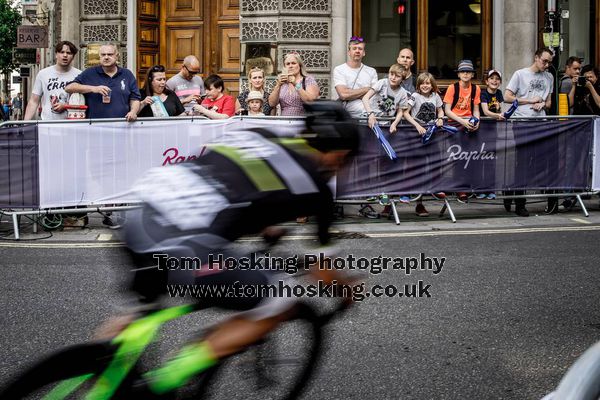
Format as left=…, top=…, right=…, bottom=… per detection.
left=337, top=119, right=593, bottom=198
left=0, top=124, right=39, bottom=208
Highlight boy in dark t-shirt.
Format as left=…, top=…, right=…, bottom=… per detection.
left=480, top=69, right=505, bottom=120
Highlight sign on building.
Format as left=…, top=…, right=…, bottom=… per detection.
left=17, top=25, right=48, bottom=48
left=13, top=48, right=37, bottom=64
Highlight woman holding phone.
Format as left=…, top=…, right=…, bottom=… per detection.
left=268, top=53, right=319, bottom=115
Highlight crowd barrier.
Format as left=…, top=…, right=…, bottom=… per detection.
left=1, top=115, right=598, bottom=238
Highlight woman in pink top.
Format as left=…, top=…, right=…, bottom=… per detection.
left=268, top=53, right=319, bottom=116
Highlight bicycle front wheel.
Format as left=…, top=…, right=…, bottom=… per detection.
left=0, top=341, right=143, bottom=400
left=553, top=341, right=600, bottom=400
left=188, top=303, right=323, bottom=400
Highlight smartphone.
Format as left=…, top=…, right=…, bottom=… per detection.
left=578, top=76, right=587, bottom=86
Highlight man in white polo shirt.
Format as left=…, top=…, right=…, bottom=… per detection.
left=333, top=36, right=378, bottom=118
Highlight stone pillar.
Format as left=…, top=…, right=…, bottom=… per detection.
left=240, top=0, right=332, bottom=99
left=61, top=0, right=81, bottom=68
left=504, top=0, right=538, bottom=82
left=331, top=0, right=347, bottom=70
left=79, top=0, right=128, bottom=69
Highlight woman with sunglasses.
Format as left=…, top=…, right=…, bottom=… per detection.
left=138, top=65, right=185, bottom=117
left=235, top=67, right=273, bottom=115
left=268, top=53, right=319, bottom=115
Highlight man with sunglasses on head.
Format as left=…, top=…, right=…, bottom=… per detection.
left=333, top=36, right=378, bottom=118
left=166, top=55, right=205, bottom=115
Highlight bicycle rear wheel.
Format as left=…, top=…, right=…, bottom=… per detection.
left=0, top=341, right=145, bottom=400
left=553, top=341, right=600, bottom=400
left=187, top=303, right=323, bottom=400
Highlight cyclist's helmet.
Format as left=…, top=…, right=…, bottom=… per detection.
left=302, top=101, right=360, bottom=156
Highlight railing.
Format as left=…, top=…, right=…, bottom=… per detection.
left=1, top=115, right=598, bottom=238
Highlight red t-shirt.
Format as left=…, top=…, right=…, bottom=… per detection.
left=443, top=83, right=481, bottom=117
left=201, top=94, right=235, bottom=117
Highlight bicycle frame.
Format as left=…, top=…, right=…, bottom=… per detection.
left=43, top=304, right=195, bottom=399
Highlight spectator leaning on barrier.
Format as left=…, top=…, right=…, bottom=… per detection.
left=65, top=44, right=140, bottom=122
left=400, top=72, right=444, bottom=135
left=362, top=63, right=408, bottom=128
left=559, top=56, right=582, bottom=114
left=397, top=48, right=417, bottom=94
left=138, top=65, right=185, bottom=118
left=192, top=74, right=235, bottom=119
left=236, top=67, right=273, bottom=116
left=480, top=69, right=505, bottom=121
left=24, top=41, right=81, bottom=121
left=503, top=47, right=555, bottom=217
left=166, top=55, right=205, bottom=116
left=443, top=60, right=482, bottom=203
left=268, top=52, right=319, bottom=116
left=398, top=72, right=445, bottom=217
left=443, top=60, right=481, bottom=131
left=573, top=65, right=600, bottom=116
left=505, top=47, right=554, bottom=118
left=11, top=92, right=23, bottom=120
left=333, top=36, right=378, bottom=118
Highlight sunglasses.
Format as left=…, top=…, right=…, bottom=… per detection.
left=150, top=65, right=165, bottom=72
left=184, top=65, right=201, bottom=75
left=349, top=36, right=364, bottom=43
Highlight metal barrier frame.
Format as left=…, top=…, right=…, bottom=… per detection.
left=1, top=115, right=598, bottom=238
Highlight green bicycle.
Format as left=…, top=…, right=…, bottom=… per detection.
left=0, top=298, right=348, bottom=399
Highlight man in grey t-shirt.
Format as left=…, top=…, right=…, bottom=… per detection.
left=166, top=55, right=205, bottom=115
left=505, top=48, right=554, bottom=118
left=504, top=47, right=556, bottom=216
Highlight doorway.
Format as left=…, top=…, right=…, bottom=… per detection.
left=137, top=0, right=240, bottom=97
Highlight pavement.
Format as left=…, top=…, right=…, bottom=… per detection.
left=2, top=195, right=600, bottom=244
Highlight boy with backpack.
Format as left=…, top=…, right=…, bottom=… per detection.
left=443, top=60, right=481, bottom=131
left=443, top=60, right=482, bottom=202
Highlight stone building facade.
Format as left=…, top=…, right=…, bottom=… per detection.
left=26, top=0, right=599, bottom=100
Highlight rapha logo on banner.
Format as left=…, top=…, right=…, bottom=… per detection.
left=447, top=143, right=496, bottom=169
left=163, top=147, right=207, bottom=166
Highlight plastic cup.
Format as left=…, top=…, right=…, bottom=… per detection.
left=102, top=89, right=112, bottom=104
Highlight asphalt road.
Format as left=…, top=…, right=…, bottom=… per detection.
left=1, top=228, right=600, bottom=399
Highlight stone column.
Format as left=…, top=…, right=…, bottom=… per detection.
left=504, top=0, right=538, bottom=81
left=331, top=0, right=347, bottom=70
left=240, top=0, right=332, bottom=99
left=61, top=0, right=80, bottom=46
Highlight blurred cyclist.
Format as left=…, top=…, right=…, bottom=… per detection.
left=113, top=101, right=360, bottom=394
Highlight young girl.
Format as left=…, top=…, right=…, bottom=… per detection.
left=245, top=91, right=265, bottom=116
left=393, top=72, right=444, bottom=134
left=394, top=72, right=445, bottom=217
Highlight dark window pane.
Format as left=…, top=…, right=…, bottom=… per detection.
left=428, top=0, right=482, bottom=79
left=361, top=0, right=417, bottom=74
left=555, top=0, right=593, bottom=69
